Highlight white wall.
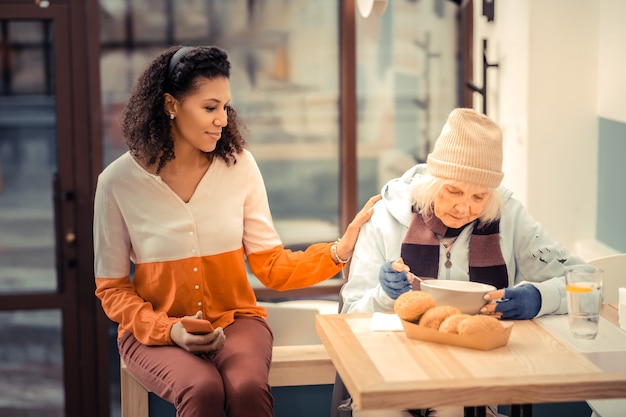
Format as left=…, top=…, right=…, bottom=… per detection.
left=473, top=0, right=530, bottom=205
left=526, top=1, right=598, bottom=249
left=597, top=0, right=626, bottom=124
left=472, top=0, right=613, bottom=252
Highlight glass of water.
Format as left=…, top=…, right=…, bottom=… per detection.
left=565, top=265, right=603, bottom=340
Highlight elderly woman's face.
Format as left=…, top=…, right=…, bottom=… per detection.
left=434, top=182, right=492, bottom=228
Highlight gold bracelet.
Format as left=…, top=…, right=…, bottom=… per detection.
left=331, top=239, right=350, bottom=264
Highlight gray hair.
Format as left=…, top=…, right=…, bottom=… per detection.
left=411, top=174, right=503, bottom=225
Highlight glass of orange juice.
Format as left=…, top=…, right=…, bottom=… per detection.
left=565, top=265, right=603, bottom=339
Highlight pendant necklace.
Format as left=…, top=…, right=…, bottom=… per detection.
left=440, top=237, right=457, bottom=269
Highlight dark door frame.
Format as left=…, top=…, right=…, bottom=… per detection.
left=0, top=1, right=106, bottom=417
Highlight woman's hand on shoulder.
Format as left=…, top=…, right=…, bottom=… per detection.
left=335, top=194, right=382, bottom=261
left=171, top=311, right=226, bottom=353
left=349, top=194, right=381, bottom=229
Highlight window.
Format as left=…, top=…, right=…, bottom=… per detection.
left=355, top=0, right=461, bottom=206
left=99, top=0, right=469, bottom=301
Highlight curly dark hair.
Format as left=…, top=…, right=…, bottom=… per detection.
left=121, top=45, right=247, bottom=173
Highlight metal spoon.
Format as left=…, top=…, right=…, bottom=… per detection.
left=406, top=271, right=424, bottom=284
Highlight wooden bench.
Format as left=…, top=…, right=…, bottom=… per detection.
left=120, top=344, right=335, bottom=417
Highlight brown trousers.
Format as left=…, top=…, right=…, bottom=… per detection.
left=119, top=316, right=275, bottom=417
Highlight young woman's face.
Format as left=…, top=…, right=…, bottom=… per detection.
left=433, top=182, right=492, bottom=228
left=168, top=76, right=231, bottom=153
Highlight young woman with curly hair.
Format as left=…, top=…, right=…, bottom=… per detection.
left=93, top=45, right=380, bottom=417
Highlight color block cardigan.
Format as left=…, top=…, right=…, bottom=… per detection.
left=94, top=150, right=342, bottom=345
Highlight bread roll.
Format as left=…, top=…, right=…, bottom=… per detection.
left=393, top=291, right=436, bottom=322
left=418, top=305, right=462, bottom=330
left=457, top=315, right=504, bottom=335
left=438, top=313, right=471, bottom=334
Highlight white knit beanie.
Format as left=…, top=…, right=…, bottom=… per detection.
left=427, top=108, right=504, bottom=188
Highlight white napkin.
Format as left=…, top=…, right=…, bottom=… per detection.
left=370, top=312, right=404, bottom=331
left=617, top=287, right=626, bottom=330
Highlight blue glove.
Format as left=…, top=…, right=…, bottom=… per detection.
left=494, top=284, right=542, bottom=320
left=378, top=261, right=412, bottom=300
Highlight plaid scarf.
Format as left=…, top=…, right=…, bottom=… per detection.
left=400, top=211, right=508, bottom=290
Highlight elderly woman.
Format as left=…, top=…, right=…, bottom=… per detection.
left=342, top=108, right=587, bottom=319
left=338, top=108, right=588, bottom=417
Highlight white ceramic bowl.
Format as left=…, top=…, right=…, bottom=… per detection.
left=419, top=280, right=496, bottom=314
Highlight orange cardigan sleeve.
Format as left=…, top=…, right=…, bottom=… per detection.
left=247, top=242, right=344, bottom=290
left=95, top=276, right=178, bottom=345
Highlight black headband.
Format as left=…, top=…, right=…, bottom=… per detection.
left=168, top=46, right=195, bottom=79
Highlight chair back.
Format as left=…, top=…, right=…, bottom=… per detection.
left=587, top=253, right=626, bottom=304
left=258, top=300, right=339, bottom=346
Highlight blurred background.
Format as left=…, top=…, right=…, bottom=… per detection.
left=2, top=0, right=625, bottom=416
left=0, top=1, right=460, bottom=416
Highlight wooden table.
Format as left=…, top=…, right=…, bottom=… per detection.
left=315, top=305, right=626, bottom=412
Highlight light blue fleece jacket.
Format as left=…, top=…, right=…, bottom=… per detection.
left=341, top=164, right=587, bottom=318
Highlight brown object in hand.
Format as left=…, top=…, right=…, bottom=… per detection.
left=419, top=305, right=462, bottom=330
left=438, top=313, right=472, bottom=334
left=180, top=317, right=214, bottom=334
left=394, top=291, right=437, bottom=322
left=457, top=314, right=504, bottom=335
